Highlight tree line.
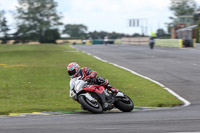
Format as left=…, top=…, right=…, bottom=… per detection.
left=0, top=0, right=135, bottom=44
left=0, top=0, right=62, bottom=44
left=0, top=0, right=200, bottom=44
left=62, top=24, right=129, bottom=40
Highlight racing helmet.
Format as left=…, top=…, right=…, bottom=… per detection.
left=67, top=62, right=80, bottom=78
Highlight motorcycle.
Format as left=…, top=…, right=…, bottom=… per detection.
left=69, top=77, right=134, bottom=113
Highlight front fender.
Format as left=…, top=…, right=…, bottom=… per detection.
left=116, top=92, right=125, bottom=97
left=79, top=93, right=97, bottom=103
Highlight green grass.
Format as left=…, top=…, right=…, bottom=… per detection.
left=0, top=44, right=182, bottom=115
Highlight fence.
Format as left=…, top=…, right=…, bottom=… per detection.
left=154, top=39, right=183, bottom=48
left=121, top=37, right=150, bottom=45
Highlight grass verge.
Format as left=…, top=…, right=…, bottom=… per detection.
left=0, top=44, right=182, bottom=115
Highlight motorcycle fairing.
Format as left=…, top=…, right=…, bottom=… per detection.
left=83, top=85, right=104, bottom=94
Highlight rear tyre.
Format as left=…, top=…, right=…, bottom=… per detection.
left=78, top=95, right=103, bottom=114
left=114, top=95, right=134, bottom=112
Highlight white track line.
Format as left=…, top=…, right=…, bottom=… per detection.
left=169, top=132, right=200, bottom=133
left=73, top=46, right=191, bottom=107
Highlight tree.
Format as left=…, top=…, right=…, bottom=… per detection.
left=88, top=31, right=99, bottom=39
left=0, top=10, right=4, bottom=20
left=170, top=0, right=197, bottom=16
left=15, top=0, right=62, bottom=43
left=0, top=11, right=10, bottom=44
left=196, top=20, right=200, bottom=43
left=156, top=28, right=166, bottom=37
left=63, top=24, right=88, bottom=39
left=109, top=32, right=125, bottom=39
left=0, top=10, right=5, bottom=36
left=40, top=29, right=60, bottom=43
left=97, top=31, right=108, bottom=39
left=88, top=31, right=125, bottom=39
left=132, top=33, right=141, bottom=37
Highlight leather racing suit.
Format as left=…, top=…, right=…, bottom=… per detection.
left=74, top=67, right=118, bottom=94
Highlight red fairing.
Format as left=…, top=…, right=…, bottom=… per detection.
left=83, top=85, right=104, bottom=94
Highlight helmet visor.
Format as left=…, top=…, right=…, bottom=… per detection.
left=68, top=69, right=76, bottom=76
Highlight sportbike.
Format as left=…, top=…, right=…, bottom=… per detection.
left=69, top=77, right=134, bottom=113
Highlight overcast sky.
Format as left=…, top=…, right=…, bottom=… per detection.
left=0, top=0, right=200, bottom=35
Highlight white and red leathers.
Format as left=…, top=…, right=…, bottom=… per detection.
left=74, top=67, right=118, bottom=94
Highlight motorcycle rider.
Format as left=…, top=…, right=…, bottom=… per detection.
left=67, top=62, right=119, bottom=95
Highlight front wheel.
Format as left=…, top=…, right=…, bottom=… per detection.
left=114, top=95, right=134, bottom=112
left=78, top=95, right=103, bottom=114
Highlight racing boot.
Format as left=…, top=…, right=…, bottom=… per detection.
left=106, top=84, right=126, bottom=100
left=106, top=83, right=118, bottom=96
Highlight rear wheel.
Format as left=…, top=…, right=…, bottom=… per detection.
left=114, top=95, right=134, bottom=112
left=78, top=95, right=103, bottom=114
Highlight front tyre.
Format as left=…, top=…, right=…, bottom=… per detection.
left=78, top=95, right=103, bottom=114
left=114, top=95, right=134, bottom=112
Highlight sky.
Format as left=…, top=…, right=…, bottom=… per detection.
left=0, top=0, right=200, bottom=35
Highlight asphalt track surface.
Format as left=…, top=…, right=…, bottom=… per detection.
left=1, top=44, right=200, bottom=133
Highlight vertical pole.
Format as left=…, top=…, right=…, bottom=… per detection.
left=129, top=19, right=132, bottom=27
left=145, top=19, right=148, bottom=36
